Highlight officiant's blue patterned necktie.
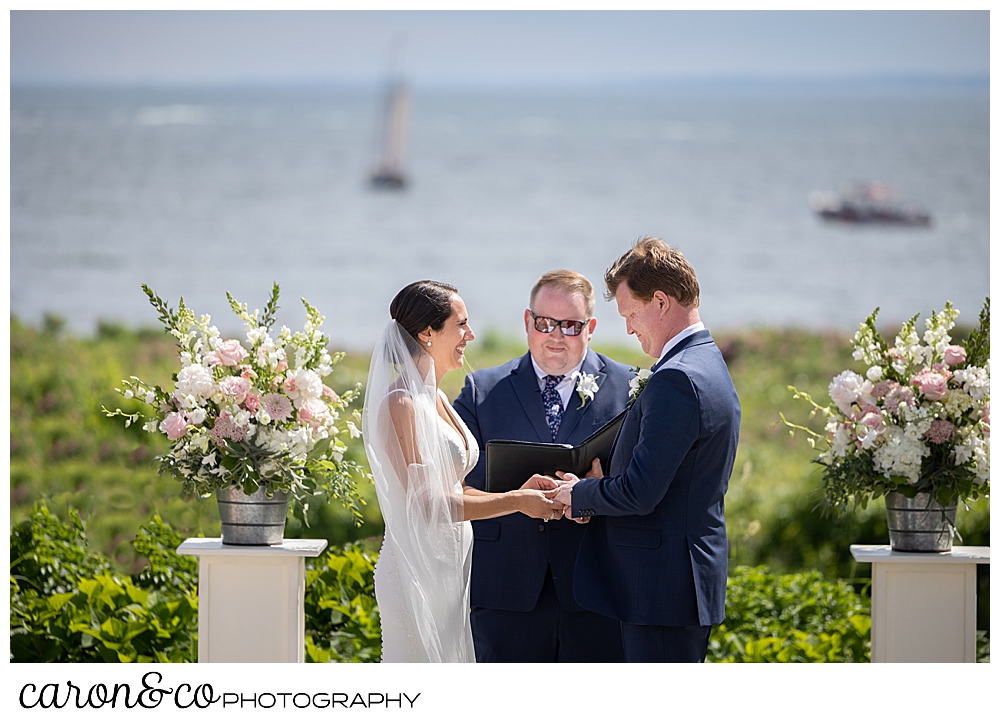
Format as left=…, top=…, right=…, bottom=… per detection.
left=542, top=375, right=565, bottom=440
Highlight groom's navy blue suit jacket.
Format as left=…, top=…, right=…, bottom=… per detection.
left=572, top=330, right=741, bottom=627
left=453, top=349, right=634, bottom=613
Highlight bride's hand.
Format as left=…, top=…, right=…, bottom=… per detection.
left=515, top=489, right=564, bottom=520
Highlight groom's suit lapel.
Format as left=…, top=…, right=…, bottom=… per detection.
left=510, top=353, right=553, bottom=442
left=554, top=349, right=606, bottom=444
left=609, top=330, right=713, bottom=463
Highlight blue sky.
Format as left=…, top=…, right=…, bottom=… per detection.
left=10, top=10, right=989, bottom=88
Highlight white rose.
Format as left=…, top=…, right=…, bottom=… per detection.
left=866, top=366, right=883, bottom=382
left=188, top=408, right=207, bottom=425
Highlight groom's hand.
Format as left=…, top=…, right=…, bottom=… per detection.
left=554, top=472, right=590, bottom=524
left=523, top=474, right=559, bottom=491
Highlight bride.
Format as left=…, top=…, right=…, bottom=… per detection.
left=363, top=280, right=563, bottom=663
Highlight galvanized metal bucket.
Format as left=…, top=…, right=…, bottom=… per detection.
left=216, top=485, right=289, bottom=545
left=885, top=490, right=956, bottom=552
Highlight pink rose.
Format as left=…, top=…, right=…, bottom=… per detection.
left=244, top=392, right=261, bottom=413
left=159, top=411, right=189, bottom=440
left=207, top=339, right=248, bottom=367
left=911, top=369, right=949, bottom=401
left=297, top=398, right=328, bottom=424
left=943, top=345, right=967, bottom=367
left=859, top=410, right=885, bottom=432
left=931, top=363, right=952, bottom=380
left=218, top=376, right=251, bottom=404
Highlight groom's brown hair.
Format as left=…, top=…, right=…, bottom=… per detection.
left=530, top=270, right=596, bottom=317
left=604, top=236, right=700, bottom=307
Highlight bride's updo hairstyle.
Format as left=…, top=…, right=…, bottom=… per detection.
left=390, top=280, right=459, bottom=352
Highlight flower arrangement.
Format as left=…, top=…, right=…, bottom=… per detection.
left=628, top=367, right=653, bottom=401
left=783, top=300, right=989, bottom=512
left=105, top=284, right=369, bottom=524
left=571, top=371, right=599, bottom=409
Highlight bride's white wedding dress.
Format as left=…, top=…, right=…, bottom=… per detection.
left=362, top=321, right=479, bottom=663
left=373, top=390, right=478, bottom=662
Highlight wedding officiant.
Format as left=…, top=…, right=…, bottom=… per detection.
left=453, top=270, right=634, bottom=663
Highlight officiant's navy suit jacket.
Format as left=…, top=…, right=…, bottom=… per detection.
left=572, top=330, right=740, bottom=627
left=453, top=348, right=634, bottom=613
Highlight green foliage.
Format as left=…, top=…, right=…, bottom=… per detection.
left=10, top=504, right=198, bottom=663
left=10, top=317, right=381, bottom=563
left=708, top=566, right=871, bottom=663
left=304, top=544, right=382, bottom=663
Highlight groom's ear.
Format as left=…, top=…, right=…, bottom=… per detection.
left=652, top=290, right=671, bottom=316
left=585, top=317, right=597, bottom=339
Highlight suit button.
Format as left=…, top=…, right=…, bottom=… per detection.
left=538, top=524, right=545, bottom=532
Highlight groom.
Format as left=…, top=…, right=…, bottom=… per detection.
left=552, top=237, right=741, bottom=663
left=453, top=270, right=634, bottom=663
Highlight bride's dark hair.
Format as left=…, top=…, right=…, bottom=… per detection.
left=390, top=280, right=459, bottom=349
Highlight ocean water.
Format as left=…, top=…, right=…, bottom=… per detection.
left=10, top=87, right=990, bottom=351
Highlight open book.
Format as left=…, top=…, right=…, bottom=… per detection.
left=484, top=407, right=628, bottom=493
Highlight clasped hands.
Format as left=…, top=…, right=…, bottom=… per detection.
left=518, top=457, right=603, bottom=524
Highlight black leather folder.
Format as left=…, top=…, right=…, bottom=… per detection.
left=485, top=408, right=627, bottom=493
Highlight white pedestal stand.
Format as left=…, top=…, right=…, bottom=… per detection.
left=178, top=538, right=328, bottom=663
left=850, top=544, right=990, bottom=663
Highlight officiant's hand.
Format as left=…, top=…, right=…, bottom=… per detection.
left=584, top=457, right=603, bottom=478
left=553, top=473, right=590, bottom=524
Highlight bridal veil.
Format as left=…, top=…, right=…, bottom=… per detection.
left=362, top=320, right=475, bottom=662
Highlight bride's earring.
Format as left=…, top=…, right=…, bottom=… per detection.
left=426, top=340, right=432, bottom=347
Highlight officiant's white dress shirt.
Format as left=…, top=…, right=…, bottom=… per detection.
left=530, top=355, right=585, bottom=411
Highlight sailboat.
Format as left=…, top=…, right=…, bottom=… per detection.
left=369, top=76, right=410, bottom=189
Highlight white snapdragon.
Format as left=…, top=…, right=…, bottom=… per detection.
left=188, top=408, right=207, bottom=425
left=145, top=391, right=156, bottom=405
left=866, top=366, right=883, bottom=382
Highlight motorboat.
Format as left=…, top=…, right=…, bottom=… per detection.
left=809, top=182, right=931, bottom=226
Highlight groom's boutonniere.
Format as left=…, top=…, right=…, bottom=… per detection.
left=571, top=371, right=599, bottom=409
left=628, top=367, right=653, bottom=401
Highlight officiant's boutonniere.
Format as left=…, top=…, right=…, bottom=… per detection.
left=629, top=367, right=653, bottom=401
left=571, top=371, right=599, bottom=409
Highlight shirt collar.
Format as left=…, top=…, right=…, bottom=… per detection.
left=656, top=322, right=706, bottom=366
left=531, top=354, right=585, bottom=384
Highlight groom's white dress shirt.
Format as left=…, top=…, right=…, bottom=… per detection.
left=655, top=322, right=705, bottom=367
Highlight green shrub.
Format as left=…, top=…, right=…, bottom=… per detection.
left=304, top=544, right=382, bottom=663
left=10, top=504, right=197, bottom=662
left=708, top=566, right=870, bottom=662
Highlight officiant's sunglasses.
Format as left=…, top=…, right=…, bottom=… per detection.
left=528, top=310, right=591, bottom=336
